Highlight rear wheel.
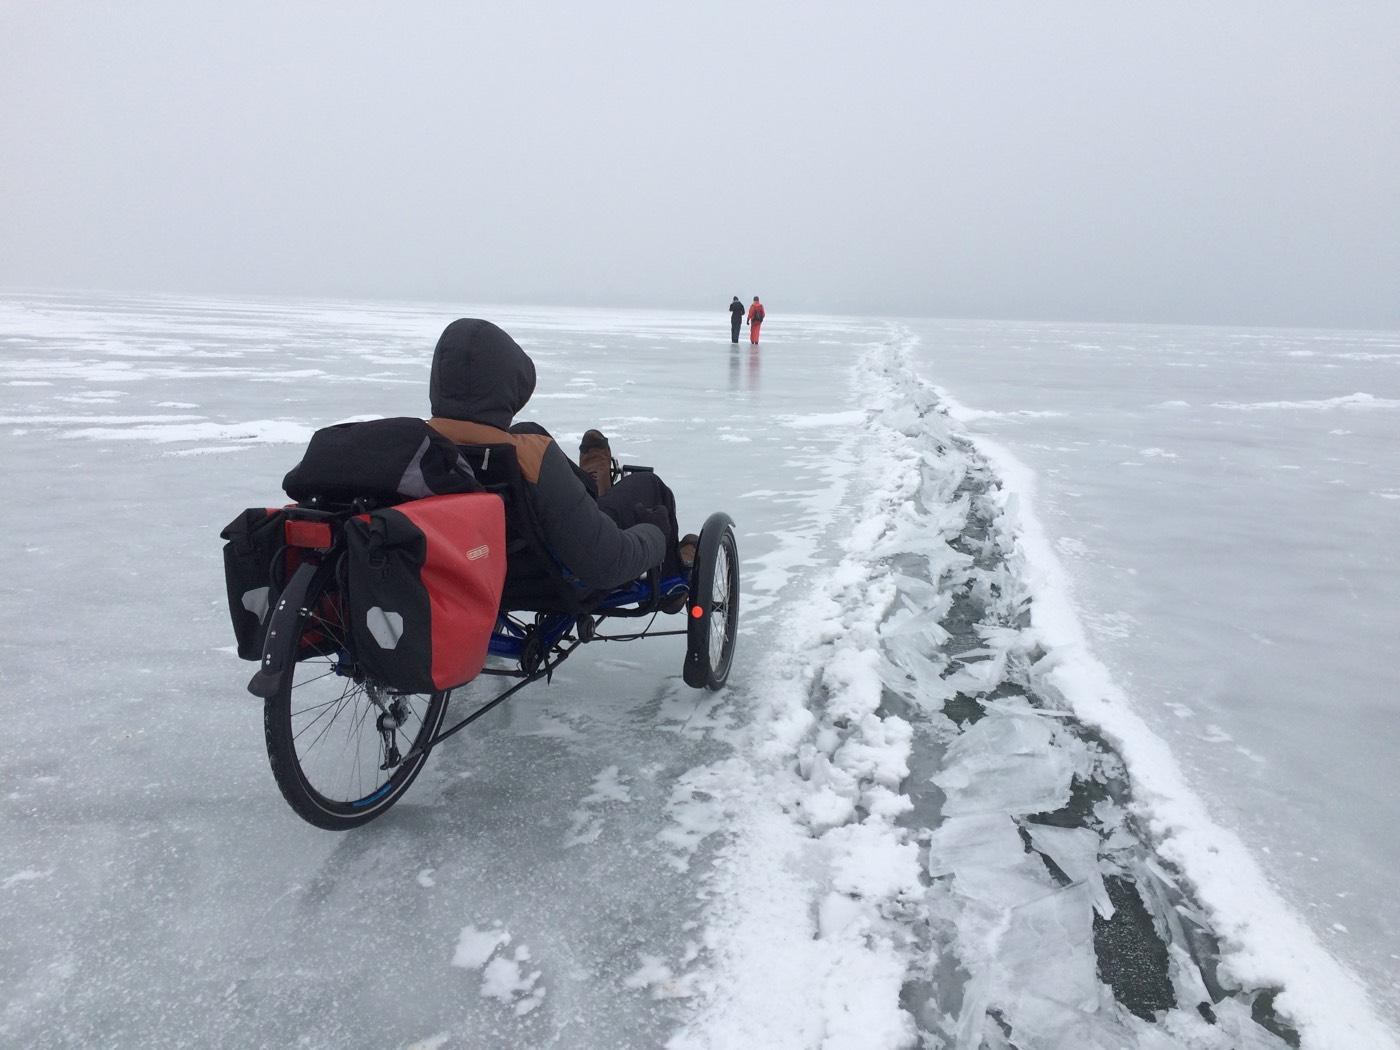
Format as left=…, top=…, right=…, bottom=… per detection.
left=684, top=513, right=739, bottom=690
left=262, top=565, right=450, bottom=830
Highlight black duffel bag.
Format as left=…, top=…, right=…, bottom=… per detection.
left=283, top=417, right=481, bottom=503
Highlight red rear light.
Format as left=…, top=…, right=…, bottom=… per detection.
left=285, top=520, right=333, bottom=549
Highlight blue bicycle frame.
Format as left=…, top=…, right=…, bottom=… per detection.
left=487, top=572, right=691, bottom=662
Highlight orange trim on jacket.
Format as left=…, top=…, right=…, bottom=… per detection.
left=427, top=417, right=550, bottom=483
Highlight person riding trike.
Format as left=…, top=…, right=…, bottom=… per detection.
left=221, top=320, right=739, bottom=830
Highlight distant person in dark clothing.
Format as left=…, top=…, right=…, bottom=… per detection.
left=729, top=296, right=745, bottom=343
left=747, top=296, right=765, bottom=345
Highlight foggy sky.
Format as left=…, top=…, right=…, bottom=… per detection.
left=2, top=2, right=1397, bottom=328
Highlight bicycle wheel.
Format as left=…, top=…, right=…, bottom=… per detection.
left=683, top=513, right=739, bottom=690
left=262, top=563, right=450, bottom=830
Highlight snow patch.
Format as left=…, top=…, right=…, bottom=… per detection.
left=452, top=925, right=546, bottom=1016
left=451, top=924, right=510, bottom=970
left=3, top=868, right=53, bottom=889
left=777, top=410, right=866, bottom=429
left=1212, top=392, right=1400, bottom=411
left=480, top=947, right=546, bottom=1015
left=62, top=419, right=316, bottom=444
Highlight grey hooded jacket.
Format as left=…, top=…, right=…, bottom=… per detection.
left=426, top=318, right=666, bottom=590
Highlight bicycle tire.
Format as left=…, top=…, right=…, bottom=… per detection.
left=683, top=513, right=739, bottom=690
left=262, top=560, right=450, bottom=830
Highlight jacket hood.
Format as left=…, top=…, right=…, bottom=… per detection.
left=429, top=319, right=536, bottom=429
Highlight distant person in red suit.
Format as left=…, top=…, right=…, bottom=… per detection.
left=747, top=296, right=765, bottom=345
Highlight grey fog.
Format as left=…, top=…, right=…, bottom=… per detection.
left=2, top=1, right=1397, bottom=327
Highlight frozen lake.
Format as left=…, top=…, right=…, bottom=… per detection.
left=1, top=292, right=1395, bottom=1048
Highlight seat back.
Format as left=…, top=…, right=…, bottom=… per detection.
left=453, top=442, right=597, bottom=613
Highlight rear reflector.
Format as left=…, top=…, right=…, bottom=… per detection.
left=285, top=520, right=333, bottom=549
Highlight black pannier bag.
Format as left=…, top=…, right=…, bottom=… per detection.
left=283, top=417, right=482, bottom=503
left=220, top=507, right=288, bottom=660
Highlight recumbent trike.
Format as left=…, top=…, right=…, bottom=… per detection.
left=222, top=433, right=739, bottom=831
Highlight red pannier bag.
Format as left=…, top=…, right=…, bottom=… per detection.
left=343, top=493, right=506, bottom=694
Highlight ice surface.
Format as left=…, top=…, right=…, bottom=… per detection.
left=929, top=814, right=1055, bottom=907
left=995, top=880, right=1103, bottom=1025
left=0, top=294, right=902, bottom=1049
left=564, top=765, right=633, bottom=847
left=1024, top=823, right=1114, bottom=919
left=932, top=706, right=1079, bottom=817
left=1, top=293, right=1395, bottom=1047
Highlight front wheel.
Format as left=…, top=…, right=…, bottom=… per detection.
left=261, top=560, right=450, bottom=830
left=684, top=513, right=739, bottom=690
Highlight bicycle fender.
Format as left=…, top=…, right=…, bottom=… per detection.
left=247, top=561, right=318, bottom=699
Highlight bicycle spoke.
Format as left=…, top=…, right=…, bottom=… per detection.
left=290, top=665, right=341, bottom=692
left=292, top=683, right=354, bottom=745
left=299, top=680, right=358, bottom=753
left=290, top=690, right=352, bottom=720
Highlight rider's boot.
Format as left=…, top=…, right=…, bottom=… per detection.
left=658, top=533, right=699, bottom=615
left=579, top=429, right=613, bottom=497
left=679, top=533, right=698, bottom=570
